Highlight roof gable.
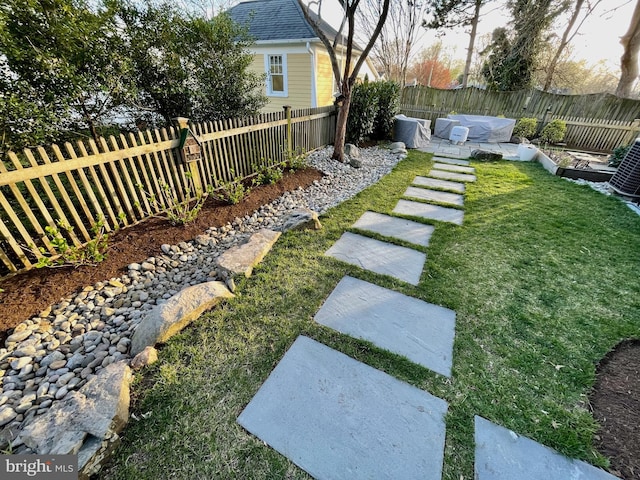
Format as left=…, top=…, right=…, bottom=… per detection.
left=228, top=0, right=346, bottom=44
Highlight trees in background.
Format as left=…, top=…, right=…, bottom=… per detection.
left=296, top=0, right=390, bottom=162
left=616, top=0, right=640, bottom=98
left=357, top=0, right=427, bottom=86
left=424, top=0, right=494, bottom=88
left=0, top=0, right=264, bottom=151
left=481, top=0, right=569, bottom=91
left=409, top=42, right=462, bottom=87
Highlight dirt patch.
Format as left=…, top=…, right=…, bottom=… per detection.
left=590, top=339, right=640, bottom=479
left=0, top=167, right=323, bottom=339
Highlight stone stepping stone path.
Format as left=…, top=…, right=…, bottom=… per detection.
left=432, top=156, right=471, bottom=166
left=393, top=199, right=465, bottom=225
left=433, top=162, right=476, bottom=174
left=314, top=276, right=455, bottom=376
left=413, top=175, right=466, bottom=193
left=429, top=169, right=477, bottom=183
left=238, top=336, right=449, bottom=480
left=475, top=416, right=619, bottom=480
left=325, top=232, right=426, bottom=285
left=239, top=156, right=609, bottom=480
left=403, top=186, right=464, bottom=206
left=352, top=211, right=434, bottom=247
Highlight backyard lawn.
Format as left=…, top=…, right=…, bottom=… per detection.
left=104, top=150, right=640, bottom=480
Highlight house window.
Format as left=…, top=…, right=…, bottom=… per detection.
left=266, top=54, right=287, bottom=97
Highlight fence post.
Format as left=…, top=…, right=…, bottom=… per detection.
left=283, top=105, right=292, bottom=158
left=174, top=117, right=203, bottom=196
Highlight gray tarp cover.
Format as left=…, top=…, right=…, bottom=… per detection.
left=393, top=115, right=431, bottom=148
left=448, top=114, right=516, bottom=143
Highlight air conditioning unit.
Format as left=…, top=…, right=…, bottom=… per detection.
left=608, top=138, right=640, bottom=197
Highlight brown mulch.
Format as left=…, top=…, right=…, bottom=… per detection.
left=590, top=339, right=640, bottom=479
left=0, top=167, right=323, bottom=340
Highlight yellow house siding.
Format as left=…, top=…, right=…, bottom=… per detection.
left=286, top=53, right=312, bottom=109
left=316, top=52, right=334, bottom=107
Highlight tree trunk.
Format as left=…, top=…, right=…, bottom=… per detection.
left=543, top=0, right=584, bottom=92
left=616, top=0, right=640, bottom=97
left=332, top=83, right=352, bottom=163
left=462, top=0, right=482, bottom=88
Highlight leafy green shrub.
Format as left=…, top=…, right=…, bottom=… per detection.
left=609, top=143, right=632, bottom=167
left=539, top=119, right=567, bottom=144
left=513, top=117, right=538, bottom=138
left=32, top=218, right=109, bottom=268
left=347, top=79, right=379, bottom=145
left=253, top=162, right=284, bottom=185
left=213, top=172, right=250, bottom=205
left=371, top=81, right=400, bottom=141
left=285, top=147, right=308, bottom=171
left=138, top=172, right=210, bottom=225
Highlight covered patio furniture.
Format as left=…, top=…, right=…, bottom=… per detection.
left=434, top=118, right=460, bottom=139
left=393, top=115, right=431, bottom=148
left=447, top=114, right=516, bottom=143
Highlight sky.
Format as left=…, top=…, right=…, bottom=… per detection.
left=315, top=0, right=637, bottom=72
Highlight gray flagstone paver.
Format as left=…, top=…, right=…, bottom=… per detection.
left=432, top=156, right=471, bottom=166
left=325, top=232, right=425, bottom=285
left=475, top=416, right=620, bottom=480
left=433, top=163, right=475, bottom=174
left=237, top=336, right=449, bottom=480
left=315, top=276, right=455, bottom=376
left=413, top=176, right=465, bottom=194
left=352, top=211, right=434, bottom=247
left=394, top=199, right=464, bottom=225
left=429, top=169, right=477, bottom=183
left=403, top=186, right=464, bottom=206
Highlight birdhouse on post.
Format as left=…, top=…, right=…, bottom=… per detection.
left=174, top=117, right=203, bottom=196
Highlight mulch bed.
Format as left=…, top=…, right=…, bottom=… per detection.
left=590, top=339, right=640, bottom=479
left=0, top=167, right=323, bottom=338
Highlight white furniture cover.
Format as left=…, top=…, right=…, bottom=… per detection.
left=393, top=115, right=431, bottom=148
left=447, top=115, right=516, bottom=143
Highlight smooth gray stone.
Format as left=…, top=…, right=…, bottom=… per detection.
left=475, top=416, right=619, bottom=480
left=403, top=186, right=464, bottom=206
left=352, top=211, right=434, bottom=247
left=315, top=276, right=455, bottom=376
left=394, top=199, right=464, bottom=225
left=429, top=170, right=477, bottom=182
left=238, top=336, right=448, bottom=480
left=433, top=162, right=475, bottom=174
left=325, top=232, right=425, bottom=285
left=413, top=176, right=465, bottom=194
left=432, top=156, right=471, bottom=166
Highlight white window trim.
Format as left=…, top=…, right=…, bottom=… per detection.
left=265, top=53, right=288, bottom=97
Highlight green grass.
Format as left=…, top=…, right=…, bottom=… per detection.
left=104, top=152, right=640, bottom=480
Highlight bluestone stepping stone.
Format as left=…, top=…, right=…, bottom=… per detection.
left=352, top=211, right=434, bottom=247
left=433, top=162, right=475, bottom=174
left=315, top=276, right=455, bottom=376
left=403, top=186, right=464, bottom=206
left=413, top=176, right=465, bottom=194
left=429, top=169, right=477, bottom=183
left=394, top=199, right=464, bottom=225
left=238, top=336, right=449, bottom=480
left=433, top=156, right=470, bottom=166
left=325, top=232, right=425, bottom=285
left=475, top=416, right=619, bottom=480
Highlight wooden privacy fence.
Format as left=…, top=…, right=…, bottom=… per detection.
left=400, top=86, right=640, bottom=152
left=0, top=105, right=336, bottom=277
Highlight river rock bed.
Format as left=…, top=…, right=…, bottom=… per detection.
left=0, top=146, right=404, bottom=449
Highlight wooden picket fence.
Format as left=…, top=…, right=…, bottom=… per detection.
left=400, top=86, right=640, bottom=152
left=0, top=106, right=336, bottom=277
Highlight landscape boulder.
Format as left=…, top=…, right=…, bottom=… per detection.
left=215, top=229, right=281, bottom=280
left=344, top=143, right=361, bottom=158
left=279, top=208, right=322, bottom=232
left=130, top=281, right=234, bottom=356
left=470, top=149, right=503, bottom=161
left=19, top=361, right=133, bottom=479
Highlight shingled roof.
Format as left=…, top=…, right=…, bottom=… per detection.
left=228, top=0, right=353, bottom=47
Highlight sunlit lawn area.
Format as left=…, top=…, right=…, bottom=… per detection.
left=105, top=151, right=640, bottom=480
